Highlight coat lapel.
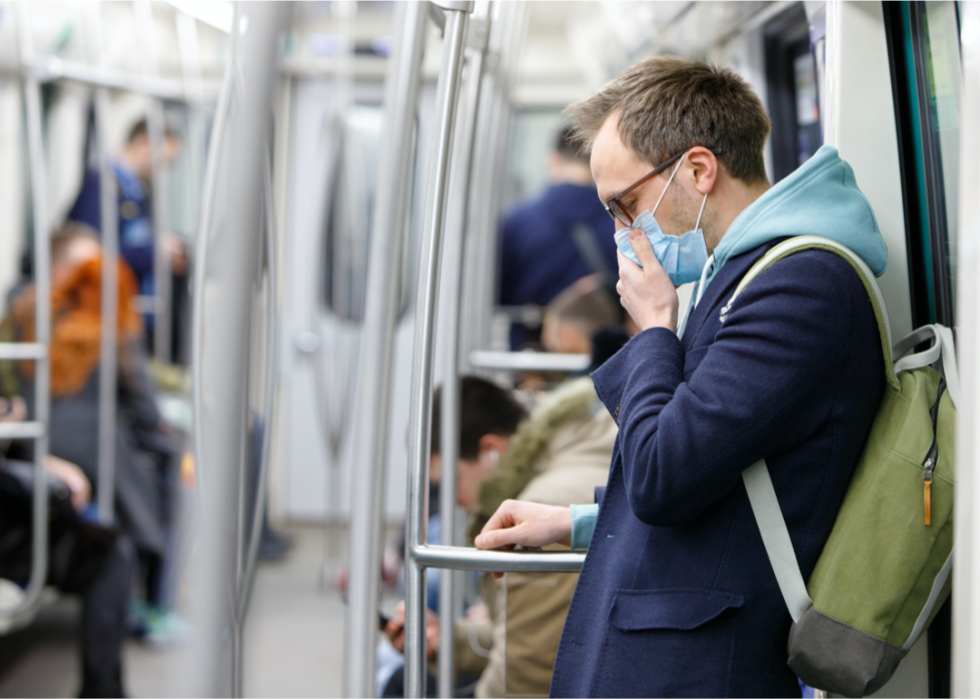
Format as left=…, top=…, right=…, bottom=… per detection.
left=681, top=243, right=775, bottom=350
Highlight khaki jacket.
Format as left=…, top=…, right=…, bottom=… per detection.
left=455, top=382, right=616, bottom=697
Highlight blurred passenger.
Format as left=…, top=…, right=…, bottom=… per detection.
left=0, top=399, right=134, bottom=698
left=4, top=224, right=182, bottom=642
left=382, top=374, right=614, bottom=697
left=498, top=126, right=616, bottom=349
left=541, top=274, right=619, bottom=356
left=68, top=118, right=189, bottom=360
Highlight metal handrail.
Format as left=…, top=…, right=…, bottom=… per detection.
left=0, top=344, right=46, bottom=360
left=342, top=3, right=429, bottom=696
left=437, top=7, right=492, bottom=694
left=230, top=149, right=280, bottom=698
left=182, top=3, right=285, bottom=694
left=469, top=349, right=590, bottom=372
left=135, top=0, right=174, bottom=364
left=1, top=2, right=51, bottom=626
left=82, top=2, right=120, bottom=526
left=192, top=3, right=240, bottom=502
left=414, top=544, right=585, bottom=573
left=0, top=57, right=216, bottom=103
left=404, top=5, right=473, bottom=697
left=0, top=423, right=46, bottom=440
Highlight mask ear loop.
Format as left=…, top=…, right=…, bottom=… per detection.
left=651, top=152, right=686, bottom=216
left=694, top=191, right=708, bottom=232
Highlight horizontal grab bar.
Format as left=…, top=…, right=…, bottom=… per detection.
left=469, top=350, right=589, bottom=372
left=0, top=422, right=45, bottom=440
left=411, top=544, right=585, bottom=573
left=0, top=344, right=46, bottom=360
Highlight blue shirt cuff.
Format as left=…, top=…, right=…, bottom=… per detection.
left=569, top=503, right=599, bottom=551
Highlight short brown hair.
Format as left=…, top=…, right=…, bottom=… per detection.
left=567, top=56, right=771, bottom=183
left=51, top=222, right=99, bottom=266
left=547, top=276, right=619, bottom=340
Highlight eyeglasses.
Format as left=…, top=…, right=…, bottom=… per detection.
left=604, top=147, right=722, bottom=227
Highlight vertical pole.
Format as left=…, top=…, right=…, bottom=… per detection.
left=954, top=3, right=980, bottom=696
left=342, top=3, right=428, bottom=696
left=11, top=0, right=50, bottom=618
left=135, top=0, right=173, bottom=363
left=192, top=4, right=240, bottom=503
left=184, top=3, right=285, bottom=695
left=438, top=9, right=490, bottom=695
left=83, top=1, right=120, bottom=525
left=405, top=5, right=472, bottom=698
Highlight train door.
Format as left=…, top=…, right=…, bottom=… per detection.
left=883, top=2, right=964, bottom=696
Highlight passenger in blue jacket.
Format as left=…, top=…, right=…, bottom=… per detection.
left=498, top=127, right=617, bottom=349
left=475, top=56, right=887, bottom=697
left=69, top=119, right=187, bottom=344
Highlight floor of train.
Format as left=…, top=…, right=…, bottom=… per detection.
left=0, top=524, right=384, bottom=698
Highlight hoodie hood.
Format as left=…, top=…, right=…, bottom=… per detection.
left=704, top=145, right=888, bottom=289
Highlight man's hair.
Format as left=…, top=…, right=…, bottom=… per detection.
left=50, top=222, right=100, bottom=266
left=566, top=56, right=771, bottom=183
left=127, top=118, right=180, bottom=145
left=547, top=276, right=619, bottom=341
left=432, top=376, right=527, bottom=460
left=555, top=125, right=589, bottom=165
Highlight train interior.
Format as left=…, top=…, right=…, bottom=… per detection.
left=0, top=0, right=977, bottom=697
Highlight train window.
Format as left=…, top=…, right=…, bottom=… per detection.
left=504, top=108, right=567, bottom=208
left=764, top=4, right=823, bottom=183
left=886, top=1, right=963, bottom=327
left=321, top=104, right=383, bottom=322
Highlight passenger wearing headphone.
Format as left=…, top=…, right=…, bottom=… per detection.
left=383, top=375, right=615, bottom=698
left=477, top=56, right=886, bottom=697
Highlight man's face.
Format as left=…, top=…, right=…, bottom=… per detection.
left=53, top=237, right=101, bottom=284
left=591, top=112, right=700, bottom=238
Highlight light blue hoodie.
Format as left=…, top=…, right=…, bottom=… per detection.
left=704, top=145, right=888, bottom=291
left=568, top=146, right=890, bottom=550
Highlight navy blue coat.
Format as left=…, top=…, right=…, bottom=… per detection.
left=498, top=183, right=617, bottom=348
left=551, top=240, right=884, bottom=697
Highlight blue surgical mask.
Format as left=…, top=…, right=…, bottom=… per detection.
left=614, top=154, right=709, bottom=286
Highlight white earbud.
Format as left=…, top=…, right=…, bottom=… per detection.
left=488, top=449, right=500, bottom=465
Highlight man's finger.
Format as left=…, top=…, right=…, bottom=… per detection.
left=628, top=228, right=657, bottom=270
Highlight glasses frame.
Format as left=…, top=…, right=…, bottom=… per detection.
left=604, top=147, right=722, bottom=227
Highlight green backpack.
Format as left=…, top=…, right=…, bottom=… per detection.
left=722, top=236, right=958, bottom=698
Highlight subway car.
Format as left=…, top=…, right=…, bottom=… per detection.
left=0, top=1, right=977, bottom=697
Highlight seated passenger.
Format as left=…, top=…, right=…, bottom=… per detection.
left=0, top=398, right=134, bottom=698
left=3, top=224, right=180, bottom=640
left=541, top=274, right=619, bottom=357
left=384, top=374, right=616, bottom=697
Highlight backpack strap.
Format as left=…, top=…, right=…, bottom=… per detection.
left=728, top=236, right=894, bottom=624
left=742, top=460, right=812, bottom=622
left=720, top=235, right=900, bottom=391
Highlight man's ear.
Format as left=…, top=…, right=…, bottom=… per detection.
left=478, top=433, right=510, bottom=459
left=685, top=146, right=719, bottom=195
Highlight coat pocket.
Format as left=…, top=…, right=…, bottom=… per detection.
left=598, top=589, right=744, bottom=697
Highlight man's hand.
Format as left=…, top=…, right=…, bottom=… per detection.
left=0, top=396, right=27, bottom=423
left=162, top=234, right=188, bottom=276
left=474, top=500, right=572, bottom=579
left=45, top=455, right=91, bottom=511
left=384, top=601, right=439, bottom=660
left=616, top=228, right=678, bottom=332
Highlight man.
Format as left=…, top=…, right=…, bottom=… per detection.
left=0, top=398, right=135, bottom=698
left=541, top=274, right=620, bottom=357
left=476, top=56, right=887, bottom=697
left=499, top=127, right=617, bottom=349
left=383, top=375, right=615, bottom=697
left=69, top=118, right=187, bottom=354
